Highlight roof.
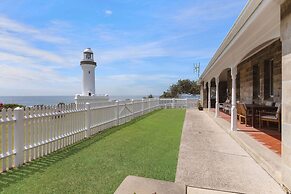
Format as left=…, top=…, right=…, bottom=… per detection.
left=200, top=0, right=262, bottom=80
left=83, top=48, right=93, bottom=53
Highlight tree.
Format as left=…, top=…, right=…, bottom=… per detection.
left=160, top=79, right=200, bottom=98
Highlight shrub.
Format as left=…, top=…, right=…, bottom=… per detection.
left=2, top=104, right=25, bottom=110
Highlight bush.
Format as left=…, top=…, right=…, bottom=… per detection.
left=2, top=104, right=25, bottom=110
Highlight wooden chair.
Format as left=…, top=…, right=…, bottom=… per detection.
left=239, top=103, right=252, bottom=126
left=259, top=104, right=281, bottom=132
left=237, top=103, right=242, bottom=120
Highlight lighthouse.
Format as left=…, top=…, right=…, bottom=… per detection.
left=75, top=48, right=109, bottom=105
left=81, top=48, right=96, bottom=96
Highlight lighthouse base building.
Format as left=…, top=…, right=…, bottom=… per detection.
left=75, top=48, right=109, bottom=105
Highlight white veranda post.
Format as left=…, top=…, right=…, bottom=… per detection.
left=215, top=77, right=219, bottom=118
left=203, top=82, right=207, bottom=108
left=208, top=81, right=211, bottom=111
left=200, top=83, right=204, bottom=107
left=231, top=66, right=237, bottom=131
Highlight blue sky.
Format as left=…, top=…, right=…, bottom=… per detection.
left=0, top=0, right=247, bottom=96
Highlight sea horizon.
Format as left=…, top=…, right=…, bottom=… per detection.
left=0, top=95, right=153, bottom=106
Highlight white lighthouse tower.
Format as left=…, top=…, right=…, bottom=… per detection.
left=81, top=48, right=96, bottom=96
left=75, top=48, right=109, bottom=105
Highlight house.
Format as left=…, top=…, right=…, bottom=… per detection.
left=199, top=0, right=291, bottom=191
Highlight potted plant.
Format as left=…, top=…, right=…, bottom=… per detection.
left=197, top=101, right=203, bottom=111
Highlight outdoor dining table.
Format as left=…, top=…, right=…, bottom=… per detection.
left=245, top=104, right=277, bottom=127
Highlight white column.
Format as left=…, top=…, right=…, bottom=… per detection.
left=208, top=81, right=211, bottom=111
left=203, top=82, right=207, bottom=108
left=215, top=77, right=220, bottom=118
left=200, top=83, right=203, bottom=108
left=231, top=66, right=237, bottom=131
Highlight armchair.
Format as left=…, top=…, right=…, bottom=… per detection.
left=259, top=104, right=281, bottom=132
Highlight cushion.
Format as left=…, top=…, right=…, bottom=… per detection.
left=261, top=115, right=277, bottom=120
left=265, top=101, right=273, bottom=107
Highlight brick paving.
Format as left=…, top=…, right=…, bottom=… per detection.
left=218, top=110, right=281, bottom=155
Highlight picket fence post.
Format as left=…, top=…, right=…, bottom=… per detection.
left=149, top=98, right=152, bottom=111
left=85, top=103, right=91, bottom=138
left=14, top=107, right=24, bottom=167
left=172, top=98, right=175, bottom=109
left=131, top=99, right=134, bottom=119
left=116, top=101, right=120, bottom=125
left=141, top=99, right=144, bottom=115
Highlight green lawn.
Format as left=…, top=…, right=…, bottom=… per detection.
left=0, top=109, right=185, bottom=194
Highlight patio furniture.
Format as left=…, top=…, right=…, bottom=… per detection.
left=238, top=103, right=253, bottom=126
left=245, top=104, right=276, bottom=127
left=265, top=101, right=274, bottom=107
left=237, top=103, right=242, bottom=120
left=275, top=102, right=281, bottom=107
left=259, top=104, right=281, bottom=132
left=219, top=99, right=231, bottom=114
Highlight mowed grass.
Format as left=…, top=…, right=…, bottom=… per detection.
left=0, top=109, right=185, bottom=194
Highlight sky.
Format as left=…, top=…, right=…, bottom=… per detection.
left=0, top=0, right=247, bottom=96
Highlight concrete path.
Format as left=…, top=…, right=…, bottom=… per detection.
left=175, top=109, right=284, bottom=194
left=114, top=176, right=184, bottom=194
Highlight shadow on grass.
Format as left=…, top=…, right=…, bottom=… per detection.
left=0, top=109, right=161, bottom=191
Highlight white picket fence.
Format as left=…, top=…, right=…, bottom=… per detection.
left=0, top=97, right=195, bottom=172
left=159, top=98, right=197, bottom=109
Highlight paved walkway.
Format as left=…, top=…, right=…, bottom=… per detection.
left=175, top=109, right=284, bottom=194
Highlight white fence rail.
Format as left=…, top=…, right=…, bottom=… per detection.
left=159, top=98, right=197, bottom=109
left=0, top=97, right=195, bottom=172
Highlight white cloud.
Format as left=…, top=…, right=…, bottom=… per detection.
left=104, top=10, right=113, bottom=16
left=0, top=64, right=80, bottom=95
left=173, top=1, right=245, bottom=24
left=0, top=33, right=66, bottom=64
left=96, top=40, right=214, bottom=64
left=0, top=15, right=69, bottom=44
left=0, top=15, right=81, bottom=96
left=95, top=74, right=179, bottom=95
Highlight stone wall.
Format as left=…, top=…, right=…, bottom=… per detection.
left=237, top=40, right=282, bottom=104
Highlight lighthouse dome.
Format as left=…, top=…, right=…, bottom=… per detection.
left=83, top=48, right=93, bottom=53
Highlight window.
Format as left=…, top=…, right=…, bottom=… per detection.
left=85, top=53, right=91, bottom=59
left=264, top=59, right=274, bottom=98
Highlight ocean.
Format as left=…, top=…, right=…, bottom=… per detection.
left=0, top=96, right=146, bottom=106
